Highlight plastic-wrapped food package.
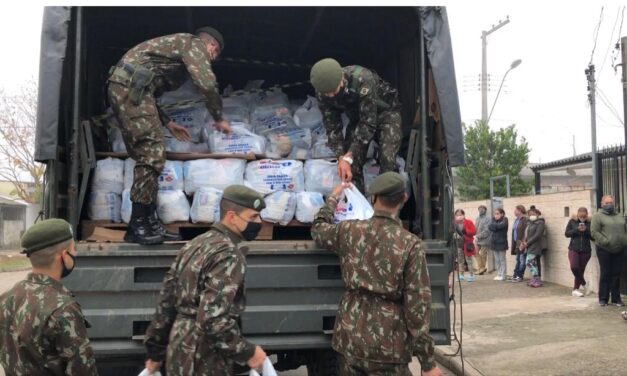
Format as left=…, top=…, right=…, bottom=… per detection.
left=190, top=187, right=223, bottom=224
left=311, top=126, right=336, bottom=159
left=244, top=159, right=304, bottom=194
left=164, top=127, right=210, bottom=153
left=295, top=192, right=324, bottom=223
left=261, top=191, right=296, bottom=225
left=304, top=159, right=341, bottom=197
left=158, top=160, right=185, bottom=191
left=251, top=105, right=296, bottom=135
left=334, top=186, right=374, bottom=223
left=158, top=80, right=208, bottom=143
left=124, top=158, right=136, bottom=191
left=183, top=158, right=246, bottom=194
left=157, top=190, right=190, bottom=224
left=363, top=157, right=411, bottom=195
left=265, top=127, right=312, bottom=158
left=256, top=88, right=289, bottom=108
left=294, top=96, right=323, bottom=129
left=93, top=157, right=125, bottom=194
left=222, top=106, right=250, bottom=124
left=287, top=147, right=312, bottom=160
left=208, top=123, right=266, bottom=155
left=121, top=189, right=131, bottom=223
left=88, top=191, right=122, bottom=222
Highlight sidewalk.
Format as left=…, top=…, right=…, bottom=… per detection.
left=436, top=273, right=627, bottom=376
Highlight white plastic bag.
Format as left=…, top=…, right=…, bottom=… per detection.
left=244, top=159, right=305, bottom=194
left=334, top=186, right=374, bottom=223
left=190, top=187, right=223, bottom=223
left=137, top=368, right=162, bottom=376
left=124, top=158, right=136, bottom=191
left=183, top=158, right=246, bottom=194
left=249, top=358, right=278, bottom=376
left=157, top=190, right=190, bottom=224
left=287, top=147, right=312, bottom=160
left=261, top=191, right=296, bottom=225
left=208, top=123, right=266, bottom=155
left=311, top=126, right=336, bottom=159
left=158, top=80, right=208, bottom=143
left=295, top=192, right=324, bottom=223
left=294, top=96, right=323, bottom=129
left=93, top=157, right=125, bottom=194
left=158, top=161, right=185, bottom=191
left=88, top=191, right=122, bottom=222
left=251, top=105, right=296, bottom=135
left=121, top=189, right=132, bottom=223
left=304, top=159, right=341, bottom=197
left=264, top=127, right=312, bottom=158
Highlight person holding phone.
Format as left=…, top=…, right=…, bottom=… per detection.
left=565, top=207, right=593, bottom=297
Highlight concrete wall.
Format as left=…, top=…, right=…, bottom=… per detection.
left=455, top=190, right=599, bottom=292
left=1, top=220, right=24, bottom=249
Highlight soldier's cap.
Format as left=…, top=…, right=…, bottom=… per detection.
left=195, top=26, right=225, bottom=51
left=368, top=172, right=407, bottom=197
left=222, top=185, right=266, bottom=211
left=21, top=218, right=74, bottom=256
left=310, top=58, right=343, bottom=94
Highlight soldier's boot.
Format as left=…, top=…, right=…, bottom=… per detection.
left=124, top=203, right=164, bottom=245
left=148, top=203, right=181, bottom=241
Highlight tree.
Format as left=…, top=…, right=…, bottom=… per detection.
left=0, top=79, right=44, bottom=203
left=455, top=120, right=532, bottom=201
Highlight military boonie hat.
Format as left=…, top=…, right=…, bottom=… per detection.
left=222, top=185, right=266, bottom=211
left=368, top=172, right=406, bottom=196
left=21, top=218, right=74, bottom=256
left=195, top=26, right=225, bottom=51
left=310, top=58, right=343, bottom=94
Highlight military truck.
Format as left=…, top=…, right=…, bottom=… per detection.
left=35, top=6, right=464, bottom=375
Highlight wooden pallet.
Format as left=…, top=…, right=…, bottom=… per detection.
left=80, top=219, right=313, bottom=242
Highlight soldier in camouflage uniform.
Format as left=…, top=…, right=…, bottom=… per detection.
left=312, top=173, right=442, bottom=376
left=107, top=26, right=231, bottom=245
left=310, top=58, right=402, bottom=193
left=143, top=185, right=268, bottom=375
left=0, top=219, right=98, bottom=376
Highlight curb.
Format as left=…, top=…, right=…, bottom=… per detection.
left=434, top=346, right=484, bottom=376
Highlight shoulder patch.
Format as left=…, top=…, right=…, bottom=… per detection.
left=360, top=87, right=370, bottom=96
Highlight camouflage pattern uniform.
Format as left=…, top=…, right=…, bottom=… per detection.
left=316, top=66, right=402, bottom=192
left=144, top=223, right=255, bottom=375
left=107, top=33, right=223, bottom=204
left=311, top=199, right=436, bottom=375
left=0, top=273, right=98, bottom=376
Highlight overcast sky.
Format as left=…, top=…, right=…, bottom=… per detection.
left=1, top=2, right=626, bottom=164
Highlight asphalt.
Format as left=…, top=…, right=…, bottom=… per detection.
left=437, top=273, right=627, bottom=376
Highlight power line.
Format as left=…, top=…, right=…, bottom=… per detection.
left=590, top=6, right=605, bottom=65
left=598, top=7, right=621, bottom=80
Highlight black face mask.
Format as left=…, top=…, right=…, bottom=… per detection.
left=61, top=252, right=76, bottom=279
left=237, top=215, right=262, bottom=241
left=602, top=204, right=615, bottom=214
left=479, top=209, right=486, bottom=216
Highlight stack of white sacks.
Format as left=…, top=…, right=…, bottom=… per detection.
left=95, top=85, right=413, bottom=225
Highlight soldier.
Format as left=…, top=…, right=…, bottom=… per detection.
left=0, top=219, right=98, bottom=375
left=312, top=173, right=442, bottom=376
left=143, top=185, right=268, bottom=375
left=310, top=58, right=402, bottom=193
left=107, top=26, right=231, bottom=245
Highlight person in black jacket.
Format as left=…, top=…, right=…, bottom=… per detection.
left=488, top=208, right=509, bottom=281
left=564, top=207, right=593, bottom=297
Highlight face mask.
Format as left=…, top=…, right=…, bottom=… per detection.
left=479, top=209, right=486, bottom=216
left=237, top=214, right=262, bottom=241
left=529, top=215, right=538, bottom=222
left=455, top=215, right=464, bottom=222
left=61, top=252, right=76, bottom=279
left=602, top=204, right=615, bottom=214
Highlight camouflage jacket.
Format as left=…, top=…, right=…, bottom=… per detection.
left=110, top=33, right=223, bottom=121
left=144, top=223, right=255, bottom=371
left=0, top=273, right=98, bottom=376
left=316, top=65, right=399, bottom=158
left=311, top=200, right=436, bottom=370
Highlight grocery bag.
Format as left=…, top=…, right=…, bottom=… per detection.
left=157, top=190, right=190, bottom=224
left=244, top=159, right=304, bottom=194
left=334, top=186, right=374, bottom=223
left=295, top=192, right=324, bottom=223
left=293, top=96, right=323, bottom=129
left=249, top=358, right=278, bottom=376
left=261, top=191, right=296, bottom=225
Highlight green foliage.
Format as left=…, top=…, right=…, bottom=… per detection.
left=455, top=120, right=533, bottom=201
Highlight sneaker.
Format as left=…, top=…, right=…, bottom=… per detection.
left=621, top=311, right=627, bottom=320
left=613, top=302, right=626, bottom=307
left=580, top=285, right=589, bottom=296
left=493, top=275, right=502, bottom=281
left=458, top=274, right=465, bottom=282
left=511, top=276, right=523, bottom=283
left=467, top=275, right=475, bottom=282
left=599, top=301, right=608, bottom=307
left=572, top=290, right=584, bottom=297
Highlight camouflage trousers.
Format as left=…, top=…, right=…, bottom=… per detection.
left=107, top=82, right=165, bottom=205
left=344, top=110, right=401, bottom=193
left=338, top=354, right=412, bottom=376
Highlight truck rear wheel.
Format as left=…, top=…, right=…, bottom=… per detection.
left=307, top=350, right=339, bottom=376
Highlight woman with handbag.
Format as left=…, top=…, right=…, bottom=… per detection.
left=454, top=209, right=478, bottom=282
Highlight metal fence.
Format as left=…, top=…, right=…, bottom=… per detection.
left=598, top=146, right=627, bottom=214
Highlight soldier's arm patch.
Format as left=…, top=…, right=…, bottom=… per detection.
left=360, top=87, right=370, bottom=96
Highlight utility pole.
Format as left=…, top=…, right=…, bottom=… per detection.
left=481, top=16, right=510, bottom=122
left=586, top=64, right=598, bottom=207
left=621, top=37, right=627, bottom=201
left=572, top=135, right=576, bottom=156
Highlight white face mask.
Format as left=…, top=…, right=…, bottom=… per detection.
left=529, top=215, right=538, bottom=222
left=456, top=215, right=464, bottom=222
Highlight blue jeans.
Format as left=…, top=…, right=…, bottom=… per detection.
left=513, top=252, right=527, bottom=278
